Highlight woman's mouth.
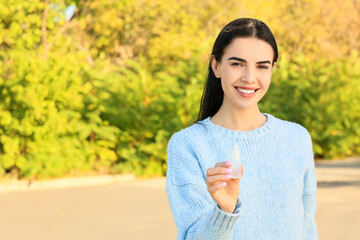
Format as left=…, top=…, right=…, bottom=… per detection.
left=235, top=87, right=259, bottom=98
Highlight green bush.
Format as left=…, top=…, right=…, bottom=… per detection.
left=260, top=51, right=360, bottom=158
left=0, top=50, right=119, bottom=179
left=96, top=56, right=205, bottom=176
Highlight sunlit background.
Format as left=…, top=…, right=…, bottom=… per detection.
left=0, top=0, right=359, bottom=239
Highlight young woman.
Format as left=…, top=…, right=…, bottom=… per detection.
left=166, top=18, right=318, bottom=240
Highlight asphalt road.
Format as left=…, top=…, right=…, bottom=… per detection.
left=0, top=158, right=359, bottom=240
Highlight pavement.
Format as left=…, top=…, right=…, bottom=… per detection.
left=0, top=157, right=359, bottom=240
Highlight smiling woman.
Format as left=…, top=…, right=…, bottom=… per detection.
left=166, top=18, right=318, bottom=240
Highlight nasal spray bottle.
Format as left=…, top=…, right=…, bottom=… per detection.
left=231, top=144, right=241, bottom=178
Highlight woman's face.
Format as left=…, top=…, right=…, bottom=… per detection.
left=211, top=37, right=275, bottom=111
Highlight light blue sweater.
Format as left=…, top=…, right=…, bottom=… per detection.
left=166, top=113, right=318, bottom=240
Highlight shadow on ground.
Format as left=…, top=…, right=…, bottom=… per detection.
left=315, top=159, right=360, bottom=169
left=317, top=180, right=360, bottom=188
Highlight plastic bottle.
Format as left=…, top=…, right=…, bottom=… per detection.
left=231, top=144, right=241, bottom=178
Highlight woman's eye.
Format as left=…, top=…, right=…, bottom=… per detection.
left=258, top=65, right=269, bottom=69
left=231, top=62, right=243, bottom=67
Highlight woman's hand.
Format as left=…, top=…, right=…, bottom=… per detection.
left=206, top=161, right=244, bottom=213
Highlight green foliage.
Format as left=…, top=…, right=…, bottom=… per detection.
left=0, top=49, right=120, bottom=179
left=0, top=0, right=119, bottom=179
left=95, top=55, right=205, bottom=176
left=260, top=51, right=360, bottom=158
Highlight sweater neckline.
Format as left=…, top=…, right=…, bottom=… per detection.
left=200, top=113, right=275, bottom=139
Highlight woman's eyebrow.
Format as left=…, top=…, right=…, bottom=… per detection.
left=227, top=57, right=272, bottom=64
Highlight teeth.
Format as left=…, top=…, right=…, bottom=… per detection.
left=236, top=88, right=255, bottom=94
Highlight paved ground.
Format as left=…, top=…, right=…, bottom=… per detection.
left=0, top=157, right=359, bottom=240
left=314, top=157, right=360, bottom=240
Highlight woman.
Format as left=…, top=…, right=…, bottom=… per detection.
left=166, top=18, right=318, bottom=240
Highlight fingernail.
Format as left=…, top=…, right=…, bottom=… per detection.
left=226, top=161, right=231, bottom=166
left=221, top=182, right=226, bottom=186
left=225, top=174, right=232, bottom=179
left=225, top=168, right=232, bottom=173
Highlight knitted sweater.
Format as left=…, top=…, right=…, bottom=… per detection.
left=166, top=113, right=318, bottom=240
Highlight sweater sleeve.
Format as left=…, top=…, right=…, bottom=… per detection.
left=302, top=132, right=318, bottom=240
left=166, top=132, right=241, bottom=240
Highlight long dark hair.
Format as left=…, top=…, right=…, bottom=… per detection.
left=195, top=18, right=278, bottom=123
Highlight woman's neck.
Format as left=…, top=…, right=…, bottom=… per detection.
left=210, top=105, right=267, bottom=131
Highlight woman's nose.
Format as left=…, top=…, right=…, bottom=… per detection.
left=241, top=67, right=256, bottom=83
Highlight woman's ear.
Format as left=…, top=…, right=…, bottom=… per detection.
left=211, top=55, right=221, bottom=78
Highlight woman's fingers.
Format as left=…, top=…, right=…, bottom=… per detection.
left=206, top=166, right=231, bottom=177
left=206, top=161, right=232, bottom=179
left=206, top=173, right=232, bottom=185
left=208, top=182, right=227, bottom=193
left=206, top=164, right=244, bottom=186
left=214, top=161, right=232, bottom=168
left=206, top=161, right=232, bottom=186
left=206, top=162, right=244, bottom=188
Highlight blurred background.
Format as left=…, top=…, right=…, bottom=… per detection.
left=0, top=0, right=360, bottom=239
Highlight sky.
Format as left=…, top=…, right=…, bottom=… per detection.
left=65, top=5, right=76, bottom=21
